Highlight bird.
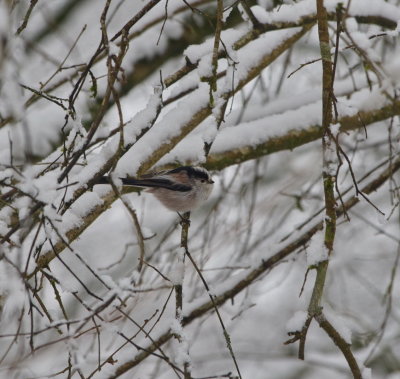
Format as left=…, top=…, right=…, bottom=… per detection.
left=98, top=166, right=214, bottom=213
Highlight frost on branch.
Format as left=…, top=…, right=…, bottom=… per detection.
left=0, top=1, right=399, bottom=378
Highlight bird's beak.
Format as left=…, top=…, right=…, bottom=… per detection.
left=209, top=179, right=214, bottom=184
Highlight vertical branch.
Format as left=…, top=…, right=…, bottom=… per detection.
left=209, top=0, right=224, bottom=104
left=184, top=232, right=243, bottom=379
left=299, top=2, right=362, bottom=377
left=296, top=0, right=338, bottom=362
left=308, top=0, right=336, bottom=317
left=174, top=211, right=191, bottom=378
left=204, top=0, right=226, bottom=157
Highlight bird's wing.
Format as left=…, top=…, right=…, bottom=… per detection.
left=120, top=177, right=191, bottom=192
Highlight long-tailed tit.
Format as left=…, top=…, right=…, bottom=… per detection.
left=98, top=166, right=214, bottom=212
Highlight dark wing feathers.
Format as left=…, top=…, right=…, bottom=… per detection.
left=98, top=176, right=191, bottom=192
left=96, top=176, right=112, bottom=185
left=121, top=178, right=191, bottom=192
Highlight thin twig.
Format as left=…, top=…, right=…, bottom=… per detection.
left=16, top=0, right=39, bottom=35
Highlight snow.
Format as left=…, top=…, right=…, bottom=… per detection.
left=251, top=0, right=400, bottom=24
left=330, top=123, right=341, bottom=135
left=362, top=367, right=372, bottom=379
left=169, top=248, right=186, bottom=285
left=323, top=138, right=338, bottom=177
left=325, top=313, right=352, bottom=344
left=197, top=53, right=213, bottom=78
left=233, top=28, right=303, bottom=85
left=212, top=100, right=321, bottom=154
left=0, top=0, right=399, bottom=378
left=170, top=320, right=191, bottom=366
left=336, top=100, right=358, bottom=118
left=0, top=262, right=27, bottom=322
left=68, top=191, right=104, bottom=219
left=116, top=82, right=210, bottom=176
left=286, top=310, right=308, bottom=332
left=158, top=82, right=392, bottom=167
left=306, top=230, right=328, bottom=266
left=184, top=28, right=245, bottom=63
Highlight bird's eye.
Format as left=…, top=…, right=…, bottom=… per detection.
left=201, top=179, right=205, bottom=183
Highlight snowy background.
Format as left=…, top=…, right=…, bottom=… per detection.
left=0, top=0, right=400, bottom=378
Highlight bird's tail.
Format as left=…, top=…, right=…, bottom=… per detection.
left=97, top=176, right=152, bottom=187
left=98, top=176, right=190, bottom=191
